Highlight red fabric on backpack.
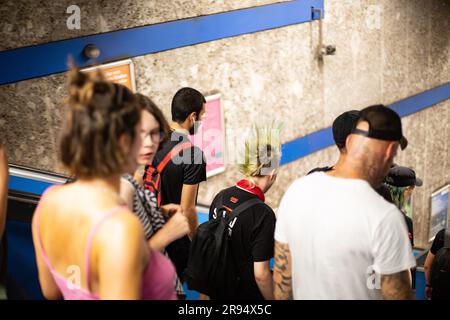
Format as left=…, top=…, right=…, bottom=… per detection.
left=143, top=142, right=192, bottom=206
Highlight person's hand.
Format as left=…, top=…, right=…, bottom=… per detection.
left=425, top=286, right=432, bottom=300
left=160, top=203, right=181, bottom=217
left=163, top=209, right=189, bottom=242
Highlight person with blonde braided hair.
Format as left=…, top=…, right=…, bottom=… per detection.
left=207, top=123, right=282, bottom=300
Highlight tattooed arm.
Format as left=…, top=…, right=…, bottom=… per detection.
left=273, top=240, right=293, bottom=300
left=381, top=270, right=414, bottom=300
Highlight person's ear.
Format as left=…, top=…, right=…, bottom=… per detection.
left=189, top=112, right=197, bottom=123
left=345, top=134, right=354, bottom=151
left=269, top=169, right=278, bottom=182
left=384, top=141, right=398, bottom=161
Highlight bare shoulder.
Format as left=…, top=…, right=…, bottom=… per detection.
left=102, top=208, right=143, bottom=234
left=96, top=208, right=144, bottom=248
left=93, top=208, right=147, bottom=275
left=33, top=185, right=65, bottom=218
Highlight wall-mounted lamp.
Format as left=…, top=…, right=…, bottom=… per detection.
left=83, top=44, right=101, bottom=59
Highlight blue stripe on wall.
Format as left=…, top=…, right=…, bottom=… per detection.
left=390, top=82, right=450, bottom=117
left=0, top=0, right=324, bottom=85
left=280, top=127, right=333, bottom=166
left=280, top=82, right=450, bottom=166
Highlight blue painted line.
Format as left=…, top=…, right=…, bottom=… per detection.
left=0, top=0, right=324, bottom=85
left=280, top=82, right=450, bottom=166
left=390, top=82, right=450, bottom=117
left=280, top=127, right=333, bottom=166
left=9, top=175, right=53, bottom=195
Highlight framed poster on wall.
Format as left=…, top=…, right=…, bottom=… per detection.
left=428, top=184, right=450, bottom=242
left=189, top=94, right=226, bottom=178
left=82, top=59, right=136, bottom=91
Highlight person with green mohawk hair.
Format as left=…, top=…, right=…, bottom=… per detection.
left=207, top=123, right=282, bottom=300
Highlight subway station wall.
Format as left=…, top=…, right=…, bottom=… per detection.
left=1, top=0, right=449, bottom=249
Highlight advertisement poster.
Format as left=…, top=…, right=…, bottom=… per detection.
left=82, top=59, right=136, bottom=91
left=429, top=185, right=449, bottom=242
left=189, top=94, right=226, bottom=178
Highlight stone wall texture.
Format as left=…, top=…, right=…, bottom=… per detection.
left=1, top=0, right=449, bottom=248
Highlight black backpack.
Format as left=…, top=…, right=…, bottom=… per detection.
left=184, top=192, right=262, bottom=298
left=430, top=229, right=450, bottom=300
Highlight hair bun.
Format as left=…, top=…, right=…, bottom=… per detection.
left=68, top=67, right=89, bottom=89
left=67, top=66, right=114, bottom=109
left=67, top=67, right=90, bottom=106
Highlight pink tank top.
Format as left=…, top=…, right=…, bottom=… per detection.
left=34, top=188, right=177, bottom=300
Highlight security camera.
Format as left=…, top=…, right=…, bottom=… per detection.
left=320, top=45, right=336, bottom=56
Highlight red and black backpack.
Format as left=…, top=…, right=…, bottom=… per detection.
left=143, top=142, right=192, bottom=206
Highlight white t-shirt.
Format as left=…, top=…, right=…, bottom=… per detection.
left=275, top=172, right=416, bottom=300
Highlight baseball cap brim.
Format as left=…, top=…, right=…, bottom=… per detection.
left=415, top=177, right=423, bottom=187
left=399, top=136, right=408, bottom=150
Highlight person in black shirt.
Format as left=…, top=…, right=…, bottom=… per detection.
left=429, top=229, right=447, bottom=255
left=424, top=228, right=447, bottom=299
left=208, top=125, right=281, bottom=300
left=151, top=87, right=207, bottom=281
left=154, top=130, right=207, bottom=212
left=384, top=165, right=423, bottom=248
left=384, top=165, right=423, bottom=291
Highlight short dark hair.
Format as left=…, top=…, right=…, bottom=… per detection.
left=135, top=93, right=170, bottom=150
left=59, top=68, right=140, bottom=178
left=171, top=87, right=205, bottom=123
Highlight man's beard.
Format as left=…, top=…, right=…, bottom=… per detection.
left=189, top=120, right=201, bottom=135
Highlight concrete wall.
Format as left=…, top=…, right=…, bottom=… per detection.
left=1, top=0, right=449, bottom=248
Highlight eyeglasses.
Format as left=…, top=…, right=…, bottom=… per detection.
left=141, top=130, right=164, bottom=143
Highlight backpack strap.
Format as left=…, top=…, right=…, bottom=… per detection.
left=225, top=198, right=265, bottom=266
left=214, top=191, right=265, bottom=221
left=216, top=191, right=224, bottom=211
left=444, top=228, right=450, bottom=248
left=156, top=142, right=193, bottom=173
left=227, top=198, right=264, bottom=221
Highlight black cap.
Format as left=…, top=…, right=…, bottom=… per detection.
left=352, top=105, right=408, bottom=150
left=385, top=165, right=423, bottom=187
left=332, top=110, right=360, bottom=149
